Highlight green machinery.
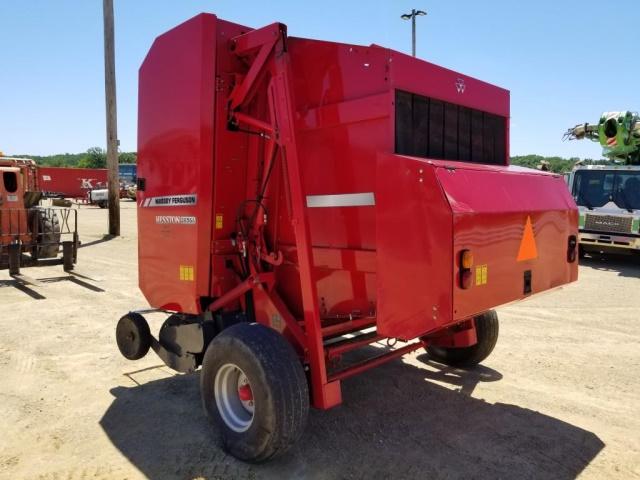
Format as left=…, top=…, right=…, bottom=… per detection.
left=564, top=111, right=640, bottom=164
left=564, top=111, right=640, bottom=256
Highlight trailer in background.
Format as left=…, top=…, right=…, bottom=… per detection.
left=39, top=167, right=107, bottom=199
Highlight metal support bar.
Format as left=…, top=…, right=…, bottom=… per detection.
left=228, top=24, right=340, bottom=408
left=328, top=341, right=423, bottom=383
left=8, top=242, right=20, bottom=276
left=231, top=22, right=285, bottom=54
left=325, top=332, right=384, bottom=359
left=262, top=287, right=308, bottom=351
left=206, top=273, right=274, bottom=313
left=321, top=317, right=377, bottom=338
left=233, top=111, right=274, bottom=135
left=228, top=25, right=283, bottom=112
left=62, top=241, right=74, bottom=272
left=269, top=54, right=337, bottom=408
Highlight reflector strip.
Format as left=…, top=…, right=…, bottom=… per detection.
left=306, top=193, right=375, bottom=208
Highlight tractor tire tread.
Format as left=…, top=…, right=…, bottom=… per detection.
left=200, top=322, right=308, bottom=463
left=426, top=310, right=499, bottom=368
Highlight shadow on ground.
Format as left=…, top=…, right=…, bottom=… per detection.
left=0, top=279, right=45, bottom=299
left=101, top=353, right=604, bottom=480
left=78, top=234, right=116, bottom=249
left=580, top=252, right=640, bottom=278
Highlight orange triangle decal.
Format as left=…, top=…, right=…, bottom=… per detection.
left=517, top=215, right=538, bottom=262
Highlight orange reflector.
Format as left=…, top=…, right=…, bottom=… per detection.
left=517, top=215, right=538, bottom=262
left=460, top=250, right=474, bottom=269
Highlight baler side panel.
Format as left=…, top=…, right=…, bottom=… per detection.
left=209, top=19, right=253, bottom=301
left=137, top=14, right=217, bottom=313
left=375, top=154, right=453, bottom=340
left=277, top=40, right=391, bottom=319
left=434, top=163, right=579, bottom=320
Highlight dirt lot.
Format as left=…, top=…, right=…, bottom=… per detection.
left=1, top=201, right=639, bottom=479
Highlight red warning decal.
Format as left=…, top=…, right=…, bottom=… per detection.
left=517, top=215, right=538, bottom=262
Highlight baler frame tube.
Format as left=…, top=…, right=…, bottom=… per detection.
left=226, top=24, right=341, bottom=408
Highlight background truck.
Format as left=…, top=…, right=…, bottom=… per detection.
left=566, top=165, right=640, bottom=255
left=115, top=13, right=579, bottom=462
left=565, top=112, right=640, bottom=255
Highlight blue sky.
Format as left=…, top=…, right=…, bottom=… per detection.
left=0, top=0, right=638, bottom=159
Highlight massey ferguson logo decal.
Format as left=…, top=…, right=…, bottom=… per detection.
left=141, top=194, right=197, bottom=207
left=155, top=215, right=197, bottom=225
left=455, top=78, right=466, bottom=94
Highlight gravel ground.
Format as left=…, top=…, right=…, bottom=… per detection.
left=1, top=201, right=639, bottom=479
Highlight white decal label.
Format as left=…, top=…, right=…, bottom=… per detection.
left=7, top=194, right=18, bottom=202
left=155, top=215, right=197, bottom=225
left=142, top=194, right=197, bottom=207
left=80, top=178, right=96, bottom=189
left=42, top=175, right=51, bottom=181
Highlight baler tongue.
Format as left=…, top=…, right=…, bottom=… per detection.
left=375, top=155, right=578, bottom=340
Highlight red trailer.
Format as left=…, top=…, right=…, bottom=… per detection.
left=116, top=13, right=578, bottom=462
left=39, top=166, right=107, bottom=199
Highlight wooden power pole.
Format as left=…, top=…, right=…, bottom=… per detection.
left=103, top=0, right=120, bottom=236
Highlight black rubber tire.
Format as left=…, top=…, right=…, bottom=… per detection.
left=200, top=323, right=309, bottom=463
left=36, top=209, right=61, bottom=258
left=98, top=201, right=107, bottom=209
left=579, top=245, right=586, bottom=259
left=116, top=313, right=151, bottom=360
left=426, top=310, right=499, bottom=368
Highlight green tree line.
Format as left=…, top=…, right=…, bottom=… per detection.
left=8, top=147, right=136, bottom=169
left=510, top=155, right=614, bottom=173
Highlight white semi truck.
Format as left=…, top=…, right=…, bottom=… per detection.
left=567, top=165, right=640, bottom=256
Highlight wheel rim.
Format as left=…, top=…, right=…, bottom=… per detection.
left=214, top=363, right=254, bottom=432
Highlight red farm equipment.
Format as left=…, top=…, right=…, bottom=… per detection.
left=116, top=13, right=579, bottom=462
left=1, top=157, right=79, bottom=283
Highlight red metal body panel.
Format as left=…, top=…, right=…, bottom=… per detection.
left=375, top=155, right=578, bottom=340
left=375, top=155, right=453, bottom=340
left=137, top=14, right=220, bottom=313
left=439, top=163, right=578, bottom=320
left=137, top=13, right=578, bottom=409
left=39, top=167, right=107, bottom=198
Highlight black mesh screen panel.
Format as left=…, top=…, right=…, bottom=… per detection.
left=395, top=90, right=506, bottom=165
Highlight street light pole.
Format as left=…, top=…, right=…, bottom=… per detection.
left=401, top=9, right=427, bottom=57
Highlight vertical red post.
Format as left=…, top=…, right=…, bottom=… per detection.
left=268, top=48, right=341, bottom=409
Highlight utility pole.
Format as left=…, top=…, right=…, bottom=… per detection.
left=401, top=9, right=427, bottom=57
left=103, top=0, right=120, bottom=236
